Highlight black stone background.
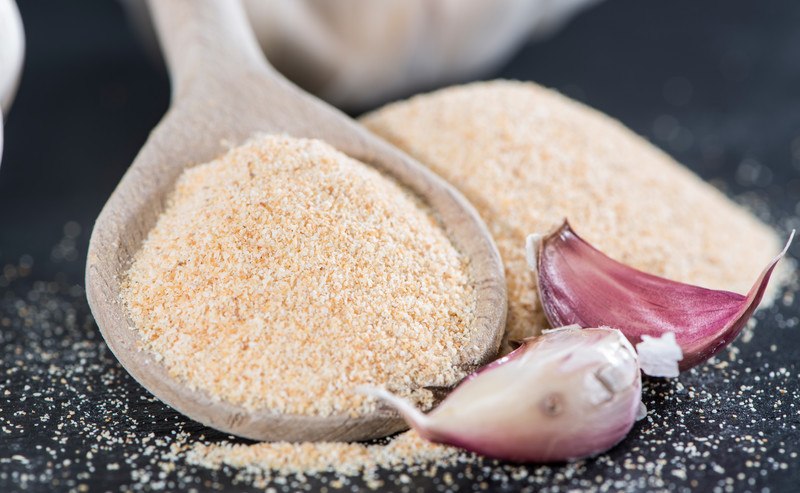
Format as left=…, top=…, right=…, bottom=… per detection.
left=1, top=1, right=799, bottom=492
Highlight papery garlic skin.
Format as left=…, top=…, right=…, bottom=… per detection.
left=636, top=333, right=683, bottom=377
left=529, top=221, right=793, bottom=372
left=360, top=327, right=642, bottom=463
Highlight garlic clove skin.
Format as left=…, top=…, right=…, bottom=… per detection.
left=529, top=221, right=793, bottom=372
left=360, top=327, right=642, bottom=463
left=635, top=333, right=683, bottom=377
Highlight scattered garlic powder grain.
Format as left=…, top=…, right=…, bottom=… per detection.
left=361, top=80, right=784, bottom=345
left=122, top=135, right=477, bottom=415
left=185, top=431, right=462, bottom=481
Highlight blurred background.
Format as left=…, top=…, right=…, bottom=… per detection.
left=1, top=0, right=799, bottom=275
left=1, top=2, right=799, bottom=491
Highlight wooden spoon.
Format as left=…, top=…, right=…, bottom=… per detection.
left=86, top=0, right=506, bottom=442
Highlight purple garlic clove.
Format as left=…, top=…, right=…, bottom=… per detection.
left=528, top=221, right=794, bottom=372
left=359, top=326, right=642, bottom=463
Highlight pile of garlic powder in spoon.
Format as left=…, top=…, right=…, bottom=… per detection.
left=122, top=135, right=478, bottom=416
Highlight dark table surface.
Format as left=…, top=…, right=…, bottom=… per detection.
left=2, top=1, right=800, bottom=492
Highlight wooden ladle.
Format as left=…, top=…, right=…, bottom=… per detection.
left=86, top=0, right=506, bottom=442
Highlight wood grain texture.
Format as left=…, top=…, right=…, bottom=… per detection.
left=85, top=0, right=506, bottom=442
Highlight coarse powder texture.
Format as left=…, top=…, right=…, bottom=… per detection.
left=184, top=431, right=462, bottom=482
left=122, top=135, right=477, bottom=415
left=361, top=80, right=784, bottom=346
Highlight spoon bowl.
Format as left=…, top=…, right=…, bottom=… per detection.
left=86, top=0, right=506, bottom=442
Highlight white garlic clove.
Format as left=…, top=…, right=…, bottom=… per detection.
left=359, top=326, right=642, bottom=463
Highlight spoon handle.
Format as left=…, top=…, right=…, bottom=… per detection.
left=147, top=0, right=268, bottom=99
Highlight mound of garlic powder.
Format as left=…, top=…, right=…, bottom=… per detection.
left=362, top=80, right=783, bottom=346
left=122, top=135, right=478, bottom=416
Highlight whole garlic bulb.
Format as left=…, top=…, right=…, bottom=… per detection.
left=0, top=0, right=24, bottom=114
left=243, top=0, right=601, bottom=110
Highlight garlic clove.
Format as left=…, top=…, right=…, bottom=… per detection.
left=528, top=221, right=793, bottom=372
left=359, top=326, right=642, bottom=463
